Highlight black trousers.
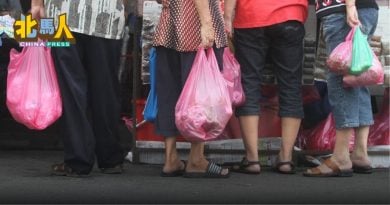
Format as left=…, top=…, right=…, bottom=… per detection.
left=51, top=33, right=124, bottom=174
left=234, top=20, right=305, bottom=119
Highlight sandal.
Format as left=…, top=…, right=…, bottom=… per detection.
left=273, top=160, right=296, bottom=174
left=183, top=162, right=230, bottom=178
left=230, top=157, right=261, bottom=175
left=352, top=164, right=373, bottom=174
left=160, top=160, right=186, bottom=177
left=303, top=158, right=353, bottom=177
left=51, top=163, right=89, bottom=177
left=100, top=164, right=123, bottom=174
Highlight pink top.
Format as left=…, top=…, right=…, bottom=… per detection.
left=153, top=0, right=227, bottom=52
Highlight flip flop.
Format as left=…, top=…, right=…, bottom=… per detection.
left=160, top=160, right=186, bottom=177
left=229, top=157, right=261, bottom=175
left=303, top=159, right=353, bottom=177
left=183, top=162, right=230, bottom=178
left=352, top=164, right=373, bottom=174
left=160, top=169, right=185, bottom=177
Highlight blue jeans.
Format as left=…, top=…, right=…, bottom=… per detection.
left=321, top=8, right=378, bottom=129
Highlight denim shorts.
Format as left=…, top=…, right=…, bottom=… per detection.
left=321, top=8, right=378, bottom=129
left=234, top=21, right=305, bottom=118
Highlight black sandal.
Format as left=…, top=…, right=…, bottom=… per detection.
left=230, top=157, right=261, bottom=175
left=273, top=161, right=296, bottom=174
left=352, top=164, right=373, bottom=174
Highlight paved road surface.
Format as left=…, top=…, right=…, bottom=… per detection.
left=0, top=151, right=389, bottom=204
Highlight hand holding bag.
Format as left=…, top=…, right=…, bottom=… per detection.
left=350, top=26, right=373, bottom=75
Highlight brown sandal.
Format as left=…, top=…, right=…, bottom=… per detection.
left=303, top=159, right=353, bottom=177
left=51, top=163, right=89, bottom=177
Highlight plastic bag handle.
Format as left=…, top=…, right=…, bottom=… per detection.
left=206, top=47, right=212, bottom=58
left=224, top=47, right=234, bottom=58
left=198, top=47, right=217, bottom=62
left=345, top=26, right=357, bottom=41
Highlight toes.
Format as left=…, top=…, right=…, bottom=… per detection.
left=221, top=168, right=229, bottom=175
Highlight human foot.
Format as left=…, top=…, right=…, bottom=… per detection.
left=273, top=160, right=295, bottom=174
left=51, top=163, right=90, bottom=177
left=231, top=157, right=261, bottom=174
left=184, top=158, right=229, bottom=178
left=161, top=160, right=186, bottom=177
left=350, top=154, right=372, bottom=174
left=303, top=157, right=353, bottom=177
left=276, top=152, right=294, bottom=174
left=184, top=161, right=230, bottom=178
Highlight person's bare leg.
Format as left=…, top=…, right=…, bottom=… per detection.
left=186, top=142, right=229, bottom=175
left=163, top=137, right=185, bottom=173
left=351, top=126, right=371, bottom=167
left=238, top=115, right=260, bottom=172
left=278, top=117, right=301, bottom=172
left=185, top=142, right=208, bottom=172
left=307, top=128, right=353, bottom=174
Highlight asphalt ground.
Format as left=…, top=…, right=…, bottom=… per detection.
left=0, top=150, right=389, bottom=204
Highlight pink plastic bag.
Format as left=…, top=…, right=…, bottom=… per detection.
left=368, top=88, right=389, bottom=146
left=6, top=46, right=62, bottom=130
left=175, top=48, right=233, bottom=142
left=343, top=53, right=384, bottom=87
left=327, top=27, right=355, bottom=75
left=297, top=113, right=355, bottom=151
left=222, top=47, right=245, bottom=106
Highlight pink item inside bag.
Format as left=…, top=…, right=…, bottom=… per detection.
left=175, top=48, right=232, bottom=142
left=326, top=27, right=355, bottom=75
left=222, top=47, right=245, bottom=106
left=7, top=46, right=62, bottom=130
left=343, top=53, right=384, bottom=87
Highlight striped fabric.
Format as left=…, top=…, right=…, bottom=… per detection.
left=207, top=162, right=222, bottom=175
left=315, top=0, right=378, bottom=19
left=44, top=0, right=125, bottom=40
left=153, top=0, right=227, bottom=52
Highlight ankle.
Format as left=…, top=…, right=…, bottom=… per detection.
left=331, top=155, right=352, bottom=166
left=164, top=155, right=181, bottom=165
left=245, top=155, right=259, bottom=162
left=186, top=158, right=208, bottom=172
left=350, top=152, right=370, bottom=164
left=278, top=151, right=292, bottom=162
left=188, top=155, right=207, bottom=165
left=351, top=150, right=368, bottom=159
